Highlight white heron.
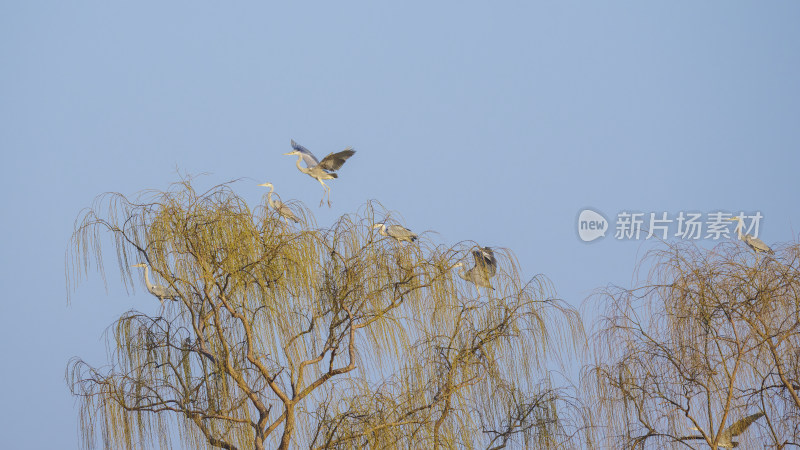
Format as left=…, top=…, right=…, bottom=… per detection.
left=284, top=139, right=356, bottom=207
left=453, top=247, right=497, bottom=289
left=258, top=182, right=300, bottom=224
left=727, top=216, right=774, bottom=254
left=373, top=222, right=417, bottom=243
left=131, top=263, right=179, bottom=305
left=682, top=412, right=764, bottom=448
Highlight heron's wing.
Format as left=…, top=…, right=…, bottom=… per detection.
left=388, top=225, right=417, bottom=241
left=472, top=247, right=497, bottom=276
left=471, top=249, right=487, bottom=266
left=744, top=235, right=774, bottom=254
left=317, top=148, right=356, bottom=171
left=484, top=247, right=498, bottom=270
left=388, top=224, right=408, bottom=234
left=291, top=140, right=320, bottom=167
left=275, top=201, right=300, bottom=222
left=725, top=412, right=764, bottom=437
left=152, top=284, right=178, bottom=299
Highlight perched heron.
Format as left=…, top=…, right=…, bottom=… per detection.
left=727, top=216, right=774, bottom=254
left=284, top=139, right=356, bottom=207
left=373, top=222, right=417, bottom=243
left=258, top=182, right=300, bottom=224
left=681, top=412, right=764, bottom=448
left=131, top=263, right=179, bottom=305
left=453, top=247, right=498, bottom=289
left=472, top=246, right=497, bottom=277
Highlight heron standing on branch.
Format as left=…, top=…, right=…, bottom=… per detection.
left=681, top=412, right=764, bottom=448
left=453, top=247, right=498, bottom=290
left=131, top=263, right=179, bottom=306
left=284, top=139, right=356, bottom=207
left=373, top=222, right=418, bottom=243
left=727, top=216, right=774, bottom=254
left=258, top=182, right=300, bottom=224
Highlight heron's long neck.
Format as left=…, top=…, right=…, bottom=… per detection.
left=454, top=263, right=468, bottom=280
left=294, top=155, right=307, bottom=172
left=735, top=218, right=745, bottom=239
left=267, top=185, right=275, bottom=205
left=142, top=265, right=154, bottom=290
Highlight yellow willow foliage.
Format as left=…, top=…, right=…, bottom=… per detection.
left=584, top=240, right=800, bottom=449
left=67, top=179, right=585, bottom=450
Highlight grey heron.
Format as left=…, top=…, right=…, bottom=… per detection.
left=472, top=246, right=497, bottom=277
left=284, top=139, right=356, bottom=207
left=681, top=412, right=764, bottom=448
left=727, top=216, right=774, bottom=254
left=258, top=182, right=300, bottom=224
left=453, top=247, right=497, bottom=289
left=131, top=263, right=179, bottom=305
left=373, top=222, right=417, bottom=243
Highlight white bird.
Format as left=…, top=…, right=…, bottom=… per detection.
left=258, top=182, right=300, bottom=224
left=373, top=223, right=417, bottom=243
left=131, top=263, right=179, bottom=305
left=283, top=140, right=356, bottom=207
left=453, top=247, right=498, bottom=289
left=727, top=216, right=774, bottom=254
left=682, top=412, right=764, bottom=448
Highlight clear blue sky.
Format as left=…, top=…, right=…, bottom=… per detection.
left=2, top=2, right=799, bottom=448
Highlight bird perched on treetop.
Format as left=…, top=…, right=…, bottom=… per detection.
left=373, top=222, right=418, bottom=243
left=131, top=263, right=179, bottom=306
left=453, top=246, right=498, bottom=290
left=681, top=412, right=764, bottom=448
left=727, top=216, right=773, bottom=254
left=258, top=182, right=300, bottom=224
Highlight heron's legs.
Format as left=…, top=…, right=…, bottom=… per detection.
left=317, top=178, right=332, bottom=207
left=318, top=189, right=330, bottom=207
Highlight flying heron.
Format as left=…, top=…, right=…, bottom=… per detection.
left=453, top=247, right=498, bottom=289
left=373, top=222, right=418, bottom=243
left=284, top=139, right=356, bottom=207
left=681, top=412, right=764, bottom=448
left=131, top=263, right=179, bottom=306
left=258, top=182, right=300, bottom=224
left=727, top=216, right=774, bottom=254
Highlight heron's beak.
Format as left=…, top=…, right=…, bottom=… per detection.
left=257, top=183, right=268, bottom=187
left=283, top=152, right=294, bottom=156
left=727, top=217, right=740, bottom=221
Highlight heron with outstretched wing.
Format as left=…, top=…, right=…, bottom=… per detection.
left=454, top=246, right=498, bottom=290
left=284, top=140, right=355, bottom=207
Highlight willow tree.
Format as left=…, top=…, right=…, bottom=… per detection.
left=584, top=241, right=800, bottom=449
left=67, top=180, right=586, bottom=450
